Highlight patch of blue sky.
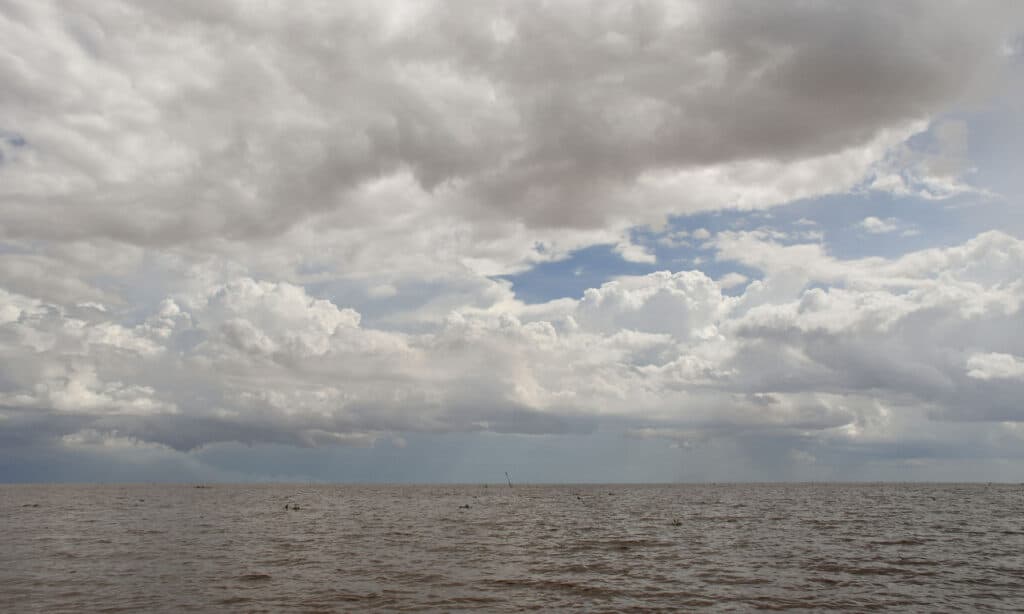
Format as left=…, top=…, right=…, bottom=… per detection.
left=0, top=241, right=38, bottom=255
left=505, top=89, right=1022, bottom=306
left=956, top=109, right=1024, bottom=203
left=498, top=243, right=659, bottom=304
left=504, top=186, right=1018, bottom=305
left=817, top=193, right=1019, bottom=258
left=86, top=251, right=195, bottom=325
left=308, top=276, right=486, bottom=332
left=0, top=129, right=27, bottom=148
left=0, top=129, right=27, bottom=166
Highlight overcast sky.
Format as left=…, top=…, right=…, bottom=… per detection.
left=2, top=1, right=1023, bottom=483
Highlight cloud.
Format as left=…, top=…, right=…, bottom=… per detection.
left=1, top=2, right=1023, bottom=477
left=1, top=230, right=1022, bottom=457
left=857, top=216, right=900, bottom=234
left=967, top=353, right=1024, bottom=380
left=718, top=272, right=749, bottom=290
left=0, top=1, right=1018, bottom=275
left=866, top=119, right=994, bottom=200
left=613, top=238, right=657, bottom=264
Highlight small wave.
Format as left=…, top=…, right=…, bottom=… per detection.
left=217, top=596, right=252, bottom=605
left=872, top=538, right=927, bottom=546
left=236, top=573, right=272, bottom=582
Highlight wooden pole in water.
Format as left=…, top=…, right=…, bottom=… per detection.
left=505, top=472, right=513, bottom=488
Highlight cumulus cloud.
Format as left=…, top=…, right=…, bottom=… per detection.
left=1, top=1, right=1023, bottom=476
left=717, top=272, right=749, bottom=290
left=967, top=353, right=1024, bottom=380
left=857, top=216, right=900, bottom=234
left=1, top=231, right=1022, bottom=456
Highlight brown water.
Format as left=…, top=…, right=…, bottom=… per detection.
left=1, top=483, right=1022, bottom=612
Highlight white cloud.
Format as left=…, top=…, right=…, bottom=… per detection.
left=718, top=272, right=749, bottom=290
left=857, top=216, right=900, bottom=234
left=576, top=271, right=727, bottom=340
left=967, top=353, right=1024, bottom=380
left=866, top=119, right=996, bottom=200
left=613, top=239, right=657, bottom=264
left=1, top=231, right=1022, bottom=455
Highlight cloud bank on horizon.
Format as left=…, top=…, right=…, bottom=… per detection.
left=1, top=0, right=1023, bottom=481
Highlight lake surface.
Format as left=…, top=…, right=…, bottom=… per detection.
left=1, top=483, right=1022, bottom=611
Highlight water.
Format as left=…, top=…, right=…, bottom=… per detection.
left=1, top=483, right=1022, bottom=611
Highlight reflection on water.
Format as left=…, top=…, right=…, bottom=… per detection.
left=2, top=483, right=1022, bottom=611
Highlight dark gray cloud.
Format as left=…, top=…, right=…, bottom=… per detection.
left=0, top=0, right=1019, bottom=245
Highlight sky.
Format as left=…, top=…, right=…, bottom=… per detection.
left=1, top=1, right=1023, bottom=483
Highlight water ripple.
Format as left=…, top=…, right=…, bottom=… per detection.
left=2, top=483, right=1023, bottom=611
